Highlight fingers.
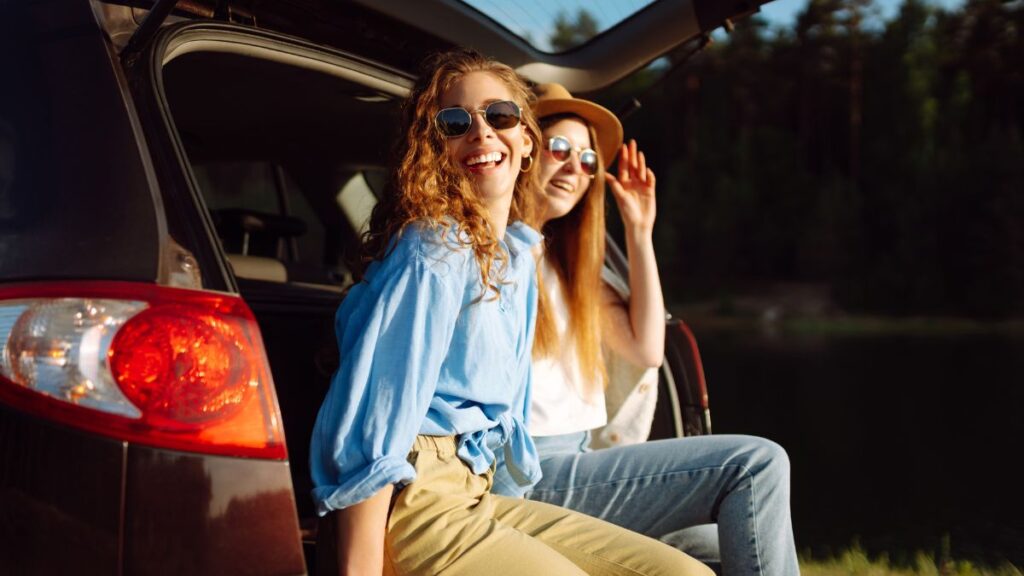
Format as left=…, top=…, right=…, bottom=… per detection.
left=616, top=143, right=630, bottom=184
left=605, top=172, right=625, bottom=199
left=604, top=172, right=628, bottom=206
left=614, top=139, right=654, bottom=188
left=605, top=171, right=619, bottom=190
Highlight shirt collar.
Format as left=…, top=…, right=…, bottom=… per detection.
left=503, top=221, right=543, bottom=258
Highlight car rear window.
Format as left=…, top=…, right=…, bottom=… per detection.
left=459, top=0, right=658, bottom=52
left=0, top=5, right=160, bottom=283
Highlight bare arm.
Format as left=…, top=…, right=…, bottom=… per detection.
left=602, top=139, right=665, bottom=368
left=328, top=484, right=394, bottom=575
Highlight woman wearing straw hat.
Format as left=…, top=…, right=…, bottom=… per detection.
left=493, top=82, right=800, bottom=576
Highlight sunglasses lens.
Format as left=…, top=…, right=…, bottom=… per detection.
left=436, top=108, right=472, bottom=137
left=548, top=136, right=572, bottom=162
left=580, top=150, right=599, bottom=176
left=485, top=100, right=521, bottom=130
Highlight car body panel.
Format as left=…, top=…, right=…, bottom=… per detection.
left=96, top=0, right=453, bottom=74
left=0, top=405, right=123, bottom=575
left=662, top=319, right=712, bottom=437
left=123, top=446, right=306, bottom=576
left=0, top=401, right=307, bottom=575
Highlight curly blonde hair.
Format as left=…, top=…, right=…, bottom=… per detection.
left=361, top=49, right=542, bottom=295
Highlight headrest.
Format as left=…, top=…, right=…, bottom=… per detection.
left=213, top=209, right=307, bottom=238
left=226, top=254, right=287, bottom=283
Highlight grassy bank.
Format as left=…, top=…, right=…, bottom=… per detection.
left=799, top=545, right=1022, bottom=576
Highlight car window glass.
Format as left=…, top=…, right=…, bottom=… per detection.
left=336, top=172, right=378, bottom=237
left=193, top=162, right=280, bottom=214
left=191, top=160, right=344, bottom=285
left=459, top=0, right=657, bottom=53
left=0, top=56, right=44, bottom=234
left=283, top=172, right=326, bottom=270
left=0, top=12, right=160, bottom=283
left=362, top=168, right=389, bottom=197
left=0, top=119, right=14, bottom=221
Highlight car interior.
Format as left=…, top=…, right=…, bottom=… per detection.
left=162, top=43, right=409, bottom=543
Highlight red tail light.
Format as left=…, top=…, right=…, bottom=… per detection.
left=0, top=281, right=286, bottom=460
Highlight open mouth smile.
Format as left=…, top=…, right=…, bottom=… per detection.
left=463, top=151, right=507, bottom=173
left=547, top=178, right=577, bottom=194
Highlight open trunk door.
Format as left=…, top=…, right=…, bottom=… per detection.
left=355, top=0, right=774, bottom=91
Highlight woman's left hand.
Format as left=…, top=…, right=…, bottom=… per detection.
left=605, top=139, right=657, bottom=235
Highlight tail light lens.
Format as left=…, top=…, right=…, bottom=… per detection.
left=0, top=282, right=286, bottom=460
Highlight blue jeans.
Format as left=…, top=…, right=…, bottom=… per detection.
left=493, top=433, right=799, bottom=576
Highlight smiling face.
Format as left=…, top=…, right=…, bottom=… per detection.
left=440, top=71, right=533, bottom=219
left=537, top=117, right=595, bottom=225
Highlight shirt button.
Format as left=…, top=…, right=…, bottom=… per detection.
left=609, top=432, right=620, bottom=443
left=638, top=383, right=650, bottom=394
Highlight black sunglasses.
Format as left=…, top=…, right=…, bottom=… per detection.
left=434, top=100, right=522, bottom=138
left=546, top=135, right=599, bottom=177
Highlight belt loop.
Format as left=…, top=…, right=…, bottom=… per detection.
left=415, top=434, right=458, bottom=458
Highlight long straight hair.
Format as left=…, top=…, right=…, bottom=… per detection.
left=360, top=49, right=542, bottom=295
left=533, top=115, right=606, bottom=392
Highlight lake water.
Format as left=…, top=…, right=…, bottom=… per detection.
left=692, top=328, right=1024, bottom=567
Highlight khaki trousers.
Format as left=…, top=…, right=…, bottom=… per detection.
left=384, top=435, right=714, bottom=576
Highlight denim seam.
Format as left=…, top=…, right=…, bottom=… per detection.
left=744, top=464, right=765, bottom=575
left=530, top=463, right=749, bottom=496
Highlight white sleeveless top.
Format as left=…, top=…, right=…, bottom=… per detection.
left=528, top=257, right=608, bottom=436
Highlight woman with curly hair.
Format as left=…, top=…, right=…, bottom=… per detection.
left=309, top=50, right=712, bottom=576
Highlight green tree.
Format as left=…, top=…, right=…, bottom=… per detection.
left=550, top=9, right=599, bottom=51
left=596, top=0, right=1023, bottom=317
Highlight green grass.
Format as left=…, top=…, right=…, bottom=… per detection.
left=799, top=544, right=1022, bottom=576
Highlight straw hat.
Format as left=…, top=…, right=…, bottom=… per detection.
left=532, top=83, right=623, bottom=167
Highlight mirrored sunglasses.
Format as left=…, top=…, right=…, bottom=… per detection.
left=546, top=135, right=599, bottom=177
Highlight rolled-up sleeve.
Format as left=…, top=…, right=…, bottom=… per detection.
left=310, top=236, right=464, bottom=514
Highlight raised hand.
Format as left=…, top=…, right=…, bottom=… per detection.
left=605, top=139, right=657, bottom=235
left=600, top=138, right=665, bottom=369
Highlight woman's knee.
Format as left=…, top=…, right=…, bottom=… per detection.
left=739, top=435, right=791, bottom=491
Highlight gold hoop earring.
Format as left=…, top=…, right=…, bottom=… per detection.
left=520, top=155, right=534, bottom=173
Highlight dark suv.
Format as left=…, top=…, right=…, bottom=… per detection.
left=0, top=1, right=765, bottom=573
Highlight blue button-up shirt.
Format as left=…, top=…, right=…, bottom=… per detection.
left=310, top=220, right=543, bottom=514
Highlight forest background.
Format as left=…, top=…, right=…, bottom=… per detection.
left=575, top=0, right=1023, bottom=321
